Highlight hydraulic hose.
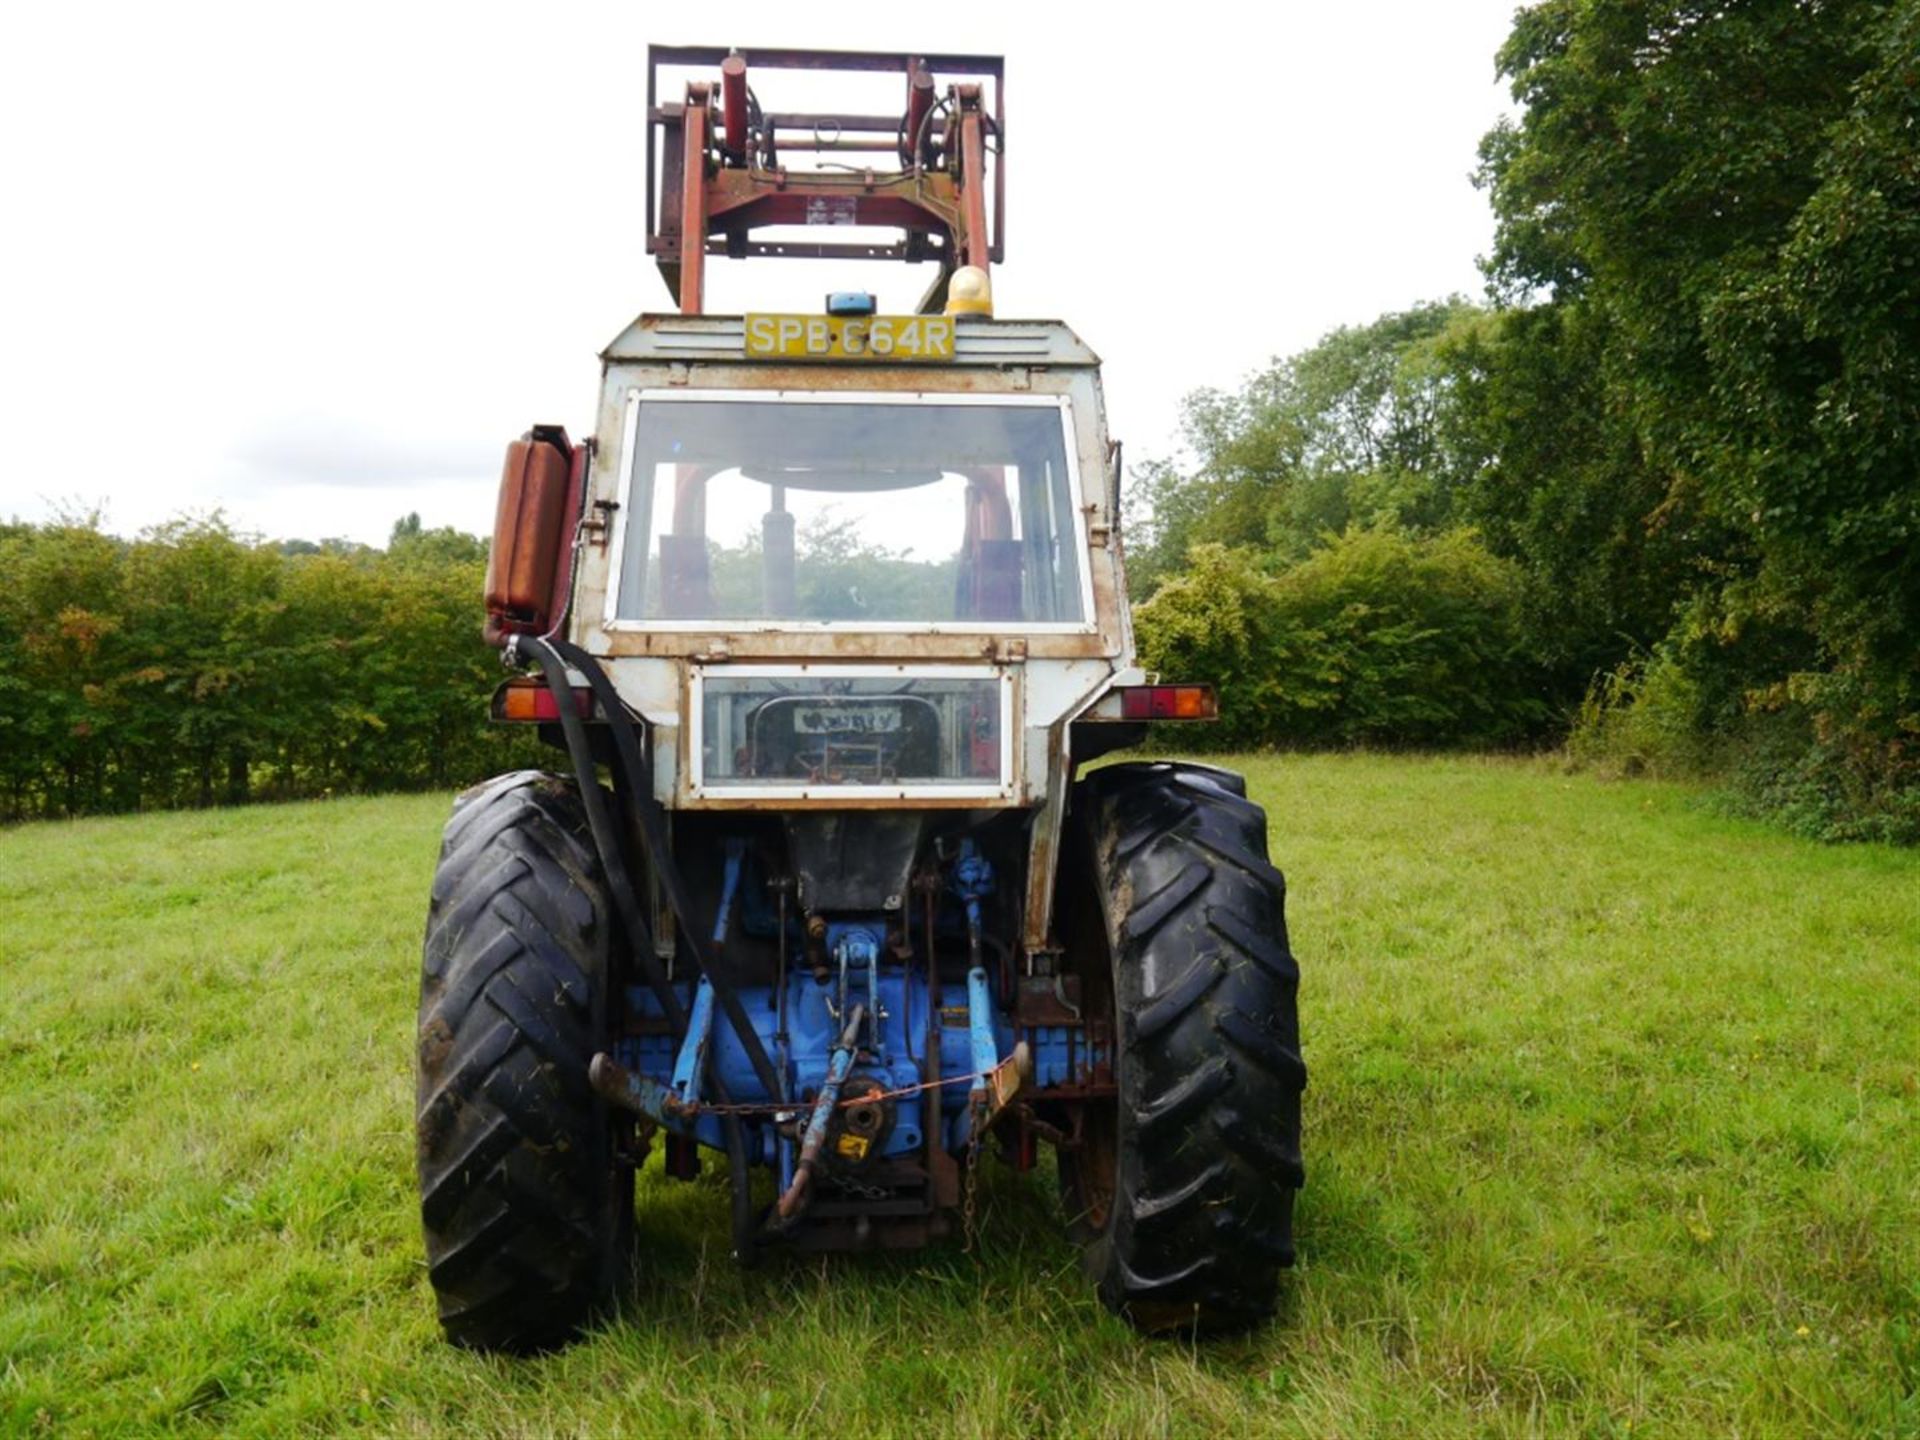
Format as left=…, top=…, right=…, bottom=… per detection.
left=511, top=634, right=685, bottom=1034
left=511, top=636, right=758, bottom=1254
left=543, top=636, right=783, bottom=1103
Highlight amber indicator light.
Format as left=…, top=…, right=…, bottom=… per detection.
left=493, top=679, right=595, bottom=723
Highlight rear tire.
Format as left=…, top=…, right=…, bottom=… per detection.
left=1058, top=761, right=1306, bottom=1334
left=415, top=771, right=633, bottom=1352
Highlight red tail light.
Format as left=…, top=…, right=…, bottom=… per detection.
left=1117, top=684, right=1218, bottom=721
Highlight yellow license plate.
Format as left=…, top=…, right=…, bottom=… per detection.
left=744, top=313, right=955, bottom=362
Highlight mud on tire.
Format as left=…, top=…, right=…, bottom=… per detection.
left=415, top=770, right=632, bottom=1352
left=1059, top=761, right=1306, bottom=1334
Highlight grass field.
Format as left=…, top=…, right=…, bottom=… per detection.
left=1, top=754, right=1916, bottom=1438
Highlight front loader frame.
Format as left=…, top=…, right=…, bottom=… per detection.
left=646, top=46, right=1004, bottom=315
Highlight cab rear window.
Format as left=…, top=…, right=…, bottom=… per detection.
left=611, top=394, right=1086, bottom=627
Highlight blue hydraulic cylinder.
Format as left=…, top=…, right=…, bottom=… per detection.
left=833, top=927, right=880, bottom=1040
left=965, top=965, right=999, bottom=1082
left=670, top=976, right=717, bottom=1106
left=956, top=965, right=1002, bottom=1148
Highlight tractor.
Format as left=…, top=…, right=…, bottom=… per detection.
left=415, top=46, right=1305, bottom=1351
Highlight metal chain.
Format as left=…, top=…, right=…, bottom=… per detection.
left=960, top=1099, right=985, bottom=1256
left=624, top=1066, right=992, bottom=1120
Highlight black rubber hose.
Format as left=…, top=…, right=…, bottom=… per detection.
left=512, top=635, right=687, bottom=1036
left=514, top=635, right=757, bottom=1252
left=546, top=637, right=784, bottom=1104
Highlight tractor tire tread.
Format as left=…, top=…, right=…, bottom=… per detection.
left=416, top=769, right=629, bottom=1353
left=1065, top=760, right=1306, bottom=1335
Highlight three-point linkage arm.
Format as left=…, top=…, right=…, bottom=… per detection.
left=645, top=46, right=1004, bottom=316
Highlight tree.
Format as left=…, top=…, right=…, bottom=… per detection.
left=1480, top=0, right=1920, bottom=831
left=1129, top=301, right=1481, bottom=590
left=1432, top=302, right=1709, bottom=695
left=1700, top=4, right=1920, bottom=748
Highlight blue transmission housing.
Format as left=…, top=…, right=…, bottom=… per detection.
left=610, top=843, right=1107, bottom=1200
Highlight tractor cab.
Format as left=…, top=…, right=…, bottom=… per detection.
left=561, top=306, right=1129, bottom=816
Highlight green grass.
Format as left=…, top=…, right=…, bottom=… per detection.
left=2, top=754, right=1916, bottom=1438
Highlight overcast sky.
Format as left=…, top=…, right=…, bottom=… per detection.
left=0, top=2, right=1519, bottom=547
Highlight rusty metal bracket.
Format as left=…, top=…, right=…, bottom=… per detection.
left=772, top=1005, right=867, bottom=1226
left=646, top=46, right=1004, bottom=315
left=982, top=1044, right=1029, bottom=1118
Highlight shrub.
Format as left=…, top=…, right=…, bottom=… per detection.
left=1567, top=647, right=1717, bottom=779
left=1571, top=646, right=1920, bottom=844
left=0, top=516, right=542, bottom=820
left=1135, top=528, right=1547, bottom=749
left=1719, top=724, right=1920, bottom=846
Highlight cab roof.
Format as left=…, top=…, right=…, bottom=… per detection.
left=603, top=314, right=1100, bottom=368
